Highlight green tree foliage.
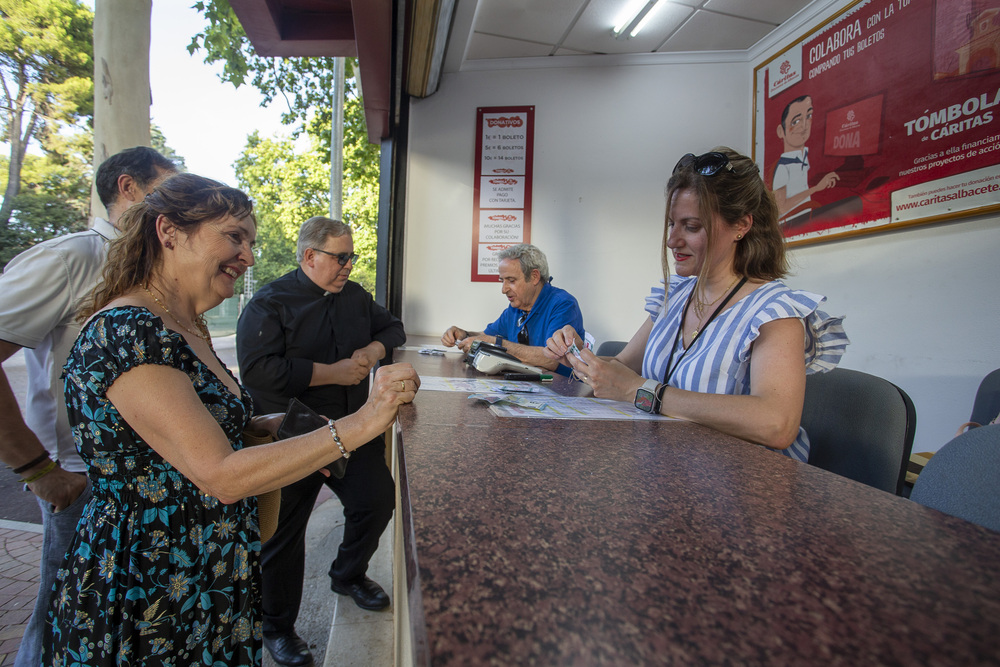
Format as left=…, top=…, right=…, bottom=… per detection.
left=0, top=129, right=92, bottom=269
left=335, top=97, right=379, bottom=288
left=189, top=0, right=348, bottom=130
left=233, top=130, right=327, bottom=288
left=0, top=0, right=94, bottom=229
left=233, top=113, right=378, bottom=293
left=190, top=0, right=381, bottom=294
left=151, top=123, right=187, bottom=171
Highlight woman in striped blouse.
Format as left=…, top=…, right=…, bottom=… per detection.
left=545, top=147, right=848, bottom=462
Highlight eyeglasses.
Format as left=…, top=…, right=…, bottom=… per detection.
left=312, top=248, right=358, bottom=266
left=672, top=152, right=735, bottom=177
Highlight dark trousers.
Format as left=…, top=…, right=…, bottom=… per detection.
left=261, top=437, right=394, bottom=636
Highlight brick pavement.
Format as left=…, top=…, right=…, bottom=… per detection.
left=0, top=521, right=43, bottom=665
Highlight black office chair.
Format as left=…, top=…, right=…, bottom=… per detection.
left=801, top=368, right=916, bottom=495
left=596, top=340, right=627, bottom=357
left=910, top=424, right=1000, bottom=532
left=969, top=368, right=1000, bottom=426
left=903, top=369, right=1000, bottom=497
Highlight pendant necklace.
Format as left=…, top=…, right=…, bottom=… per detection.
left=143, top=285, right=211, bottom=343
left=693, top=275, right=742, bottom=318
left=690, top=276, right=747, bottom=341
left=662, top=276, right=748, bottom=386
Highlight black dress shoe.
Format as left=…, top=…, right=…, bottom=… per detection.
left=263, top=630, right=314, bottom=666
left=330, top=575, right=390, bottom=611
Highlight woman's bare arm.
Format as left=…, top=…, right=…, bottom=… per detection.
left=106, top=362, right=419, bottom=503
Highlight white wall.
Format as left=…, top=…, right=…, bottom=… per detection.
left=403, top=56, right=1000, bottom=455
left=404, top=60, right=750, bottom=345
left=785, top=217, right=1000, bottom=453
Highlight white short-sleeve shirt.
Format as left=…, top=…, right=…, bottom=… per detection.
left=772, top=148, right=811, bottom=205
left=0, top=218, right=117, bottom=471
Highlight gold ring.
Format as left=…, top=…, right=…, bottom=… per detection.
left=400, top=380, right=405, bottom=391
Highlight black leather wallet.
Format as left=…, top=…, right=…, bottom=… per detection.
left=277, top=397, right=348, bottom=479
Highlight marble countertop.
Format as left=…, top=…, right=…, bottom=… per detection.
left=393, top=346, right=1000, bottom=666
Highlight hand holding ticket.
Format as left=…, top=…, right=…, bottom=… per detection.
left=543, top=325, right=590, bottom=364
left=568, top=342, right=587, bottom=363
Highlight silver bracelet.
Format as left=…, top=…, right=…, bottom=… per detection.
left=328, top=419, right=350, bottom=459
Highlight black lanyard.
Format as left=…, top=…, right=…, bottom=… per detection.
left=662, top=277, right=747, bottom=385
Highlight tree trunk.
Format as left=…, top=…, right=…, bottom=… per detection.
left=90, top=0, right=153, bottom=222
left=0, top=80, right=36, bottom=230
left=0, top=154, right=21, bottom=231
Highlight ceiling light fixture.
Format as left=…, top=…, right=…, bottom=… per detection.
left=612, top=0, right=665, bottom=40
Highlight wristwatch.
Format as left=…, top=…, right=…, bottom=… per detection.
left=634, top=379, right=664, bottom=414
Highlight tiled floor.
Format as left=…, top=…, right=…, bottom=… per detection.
left=0, top=494, right=394, bottom=667
left=0, top=521, right=43, bottom=665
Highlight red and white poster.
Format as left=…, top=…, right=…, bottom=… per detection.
left=472, top=106, right=534, bottom=281
left=753, top=0, right=1000, bottom=245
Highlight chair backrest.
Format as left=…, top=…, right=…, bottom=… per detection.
left=910, top=424, right=1000, bottom=532
left=596, top=340, right=627, bottom=357
left=970, top=368, right=1000, bottom=426
left=802, top=368, right=917, bottom=495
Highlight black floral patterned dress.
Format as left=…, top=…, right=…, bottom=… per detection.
left=45, top=307, right=262, bottom=666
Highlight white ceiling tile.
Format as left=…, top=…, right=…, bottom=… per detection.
left=456, top=0, right=822, bottom=62
left=466, top=32, right=561, bottom=60
left=563, top=0, right=694, bottom=55
left=656, top=9, right=773, bottom=51
left=553, top=45, right=598, bottom=56
left=472, top=0, right=590, bottom=45
left=703, top=0, right=810, bottom=25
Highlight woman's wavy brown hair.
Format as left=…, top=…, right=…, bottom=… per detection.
left=80, top=173, right=255, bottom=320
left=661, top=146, right=787, bottom=284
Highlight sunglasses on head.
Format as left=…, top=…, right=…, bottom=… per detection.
left=672, top=152, right=735, bottom=177
left=312, top=248, right=358, bottom=266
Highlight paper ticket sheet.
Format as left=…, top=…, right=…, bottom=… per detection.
left=489, top=395, right=677, bottom=421
left=418, top=376, right=558, bottom=395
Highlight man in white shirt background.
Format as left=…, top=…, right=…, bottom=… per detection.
left=0, top=146, right=175, bottom=667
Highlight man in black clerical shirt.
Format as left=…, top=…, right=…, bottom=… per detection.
left=237, top=217, right=405, bottom=667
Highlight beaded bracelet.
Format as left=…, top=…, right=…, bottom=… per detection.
left=328, top=419, right=350, bottom=460
left=10, top=451, right=50, bottom=475
left=22, top=459, right=58, bottom=484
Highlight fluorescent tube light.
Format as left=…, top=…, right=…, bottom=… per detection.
left=613, top=0, right=665, bottom=39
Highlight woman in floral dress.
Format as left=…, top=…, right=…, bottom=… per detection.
left=45, top=174, right=419, bottom=666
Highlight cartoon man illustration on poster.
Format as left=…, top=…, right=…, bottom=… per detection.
left=772, top=95, right=840, bottom=224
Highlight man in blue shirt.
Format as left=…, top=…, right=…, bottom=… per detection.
left=441, top=244, right=585, bottom=372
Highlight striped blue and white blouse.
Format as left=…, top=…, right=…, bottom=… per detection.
left=641, top=276, right=849, bottom=462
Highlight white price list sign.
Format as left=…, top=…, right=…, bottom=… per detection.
left=472, top=106, right=534, bottom=282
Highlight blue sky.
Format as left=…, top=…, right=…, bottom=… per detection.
left=148, top=2, right=286, bottom=185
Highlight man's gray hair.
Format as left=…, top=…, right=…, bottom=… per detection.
left=297, top=216, right=352, bottom=263
left=497, top=243, right=550, bottom=282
